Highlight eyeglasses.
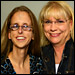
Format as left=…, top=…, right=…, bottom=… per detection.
left=9, top=24, right=33, bottom=31
left=44, top=19, right=69, bottom=26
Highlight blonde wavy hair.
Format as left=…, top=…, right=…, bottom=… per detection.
left=39, top=1, right=74, bottom=47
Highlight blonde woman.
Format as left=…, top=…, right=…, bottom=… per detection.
left=1, top=6, right=43, bottom=74
left=39, top=1, right=74, bottom=74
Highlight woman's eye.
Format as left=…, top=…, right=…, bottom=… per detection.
left=58, top=20, right=65, bottom=23
left=13, top=24, right=18, bottom=28
left=44, top=20, right=52, bottom=23
left=23, top=25, right=28, bottom=28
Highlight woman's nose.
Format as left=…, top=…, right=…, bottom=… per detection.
left=50, top=23, right=57, bottom=32
left=18, top=26, right=23, bottom=34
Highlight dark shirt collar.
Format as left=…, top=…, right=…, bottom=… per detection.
left=62, top=38, right=74, bottom=59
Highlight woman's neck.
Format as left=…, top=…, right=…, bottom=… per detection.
left=8, top=45, right=29, bottom=68
left=53, top=44, right=65, bottom=64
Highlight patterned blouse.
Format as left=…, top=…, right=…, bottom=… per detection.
left=1, top=54, right=44, bottom=74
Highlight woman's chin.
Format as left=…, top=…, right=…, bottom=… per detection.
left=49, top=39, right=61, bottom=45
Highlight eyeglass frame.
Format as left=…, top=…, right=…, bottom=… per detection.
left=9, top=23, right=33, bottom=31
left=43, top=19, right=70, bottom=26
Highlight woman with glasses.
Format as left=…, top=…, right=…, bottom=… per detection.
left=39, top=1, right=74, bottom=74
left=1, top=6, right=43, bottom=74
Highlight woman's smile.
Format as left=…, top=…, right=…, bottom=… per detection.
left=16, top=36, right=26, bottom=41
left=50, top=33, right=61, bottom=37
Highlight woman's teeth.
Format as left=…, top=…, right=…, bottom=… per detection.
left=17, top=37, right=25, bottom=40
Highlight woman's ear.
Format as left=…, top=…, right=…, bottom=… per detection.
left=8, top=32, right=11, bottom=39
left=70, top=20, right=73, bottom=31
left=31, top=34, right=34, bottom=40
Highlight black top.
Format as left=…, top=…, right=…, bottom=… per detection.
left=41, top=38, right=74, bottom=74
